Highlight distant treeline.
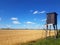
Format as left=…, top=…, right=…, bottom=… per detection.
left=0, top=28, right=60, bottom=30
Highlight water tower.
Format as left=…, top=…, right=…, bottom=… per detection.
left=46, top=12, right=58, bottom=38
left=46, top=12, right=57, bottom=30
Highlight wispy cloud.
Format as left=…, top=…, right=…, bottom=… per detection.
left=11, top=17, right=21, bottom=25
left=11, top=17, right=18, bottom=21
left=33, top=10, right=38, bottom=14
left=25, top=21, right=35, bottom=24
left=39, top=11, right=46, bottom=14
left=12, top=21, right=21, bottom=24
left=32, top=10, right=46, bottom=14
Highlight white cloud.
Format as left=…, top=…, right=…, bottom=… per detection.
left=12, top=21, right=21, bottom=24
left=33, top=11, right=38, bottom=14
left=11, top=17, right=21, bottom=24
left=39, top=11, right=46, bottom=14
left=26, top=21, right=35, bottom=24
left=33, top=10, right=46, bottom=14
left=11, top=17, right=18, bottom=20
left=41, top=19, right=46, bottom=22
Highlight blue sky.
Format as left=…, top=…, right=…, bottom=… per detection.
left=0, top=0, right=60, bottom=29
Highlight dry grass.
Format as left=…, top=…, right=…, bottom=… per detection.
left=0, top=30, right=56, bottom=45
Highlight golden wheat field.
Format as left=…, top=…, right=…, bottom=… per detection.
left=0, top=30, right=56, bottom=45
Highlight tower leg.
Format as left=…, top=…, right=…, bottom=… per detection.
left=53, top=24, right=58, bottom=39
left=56, top=24, right=57, bottom=30
left=45, top=24, right=48, bottom=38
left=47, top=24, right=48, bottom=30
left=49, top=25, right=51, bottom=37
left=53, top=24, right=56, bottom=39
left=56, top=24, right=58, bottom=38
left=53, top=24, right=55, bottom=30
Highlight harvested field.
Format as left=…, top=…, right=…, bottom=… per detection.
left=0, top=30, right=56, bottom=45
